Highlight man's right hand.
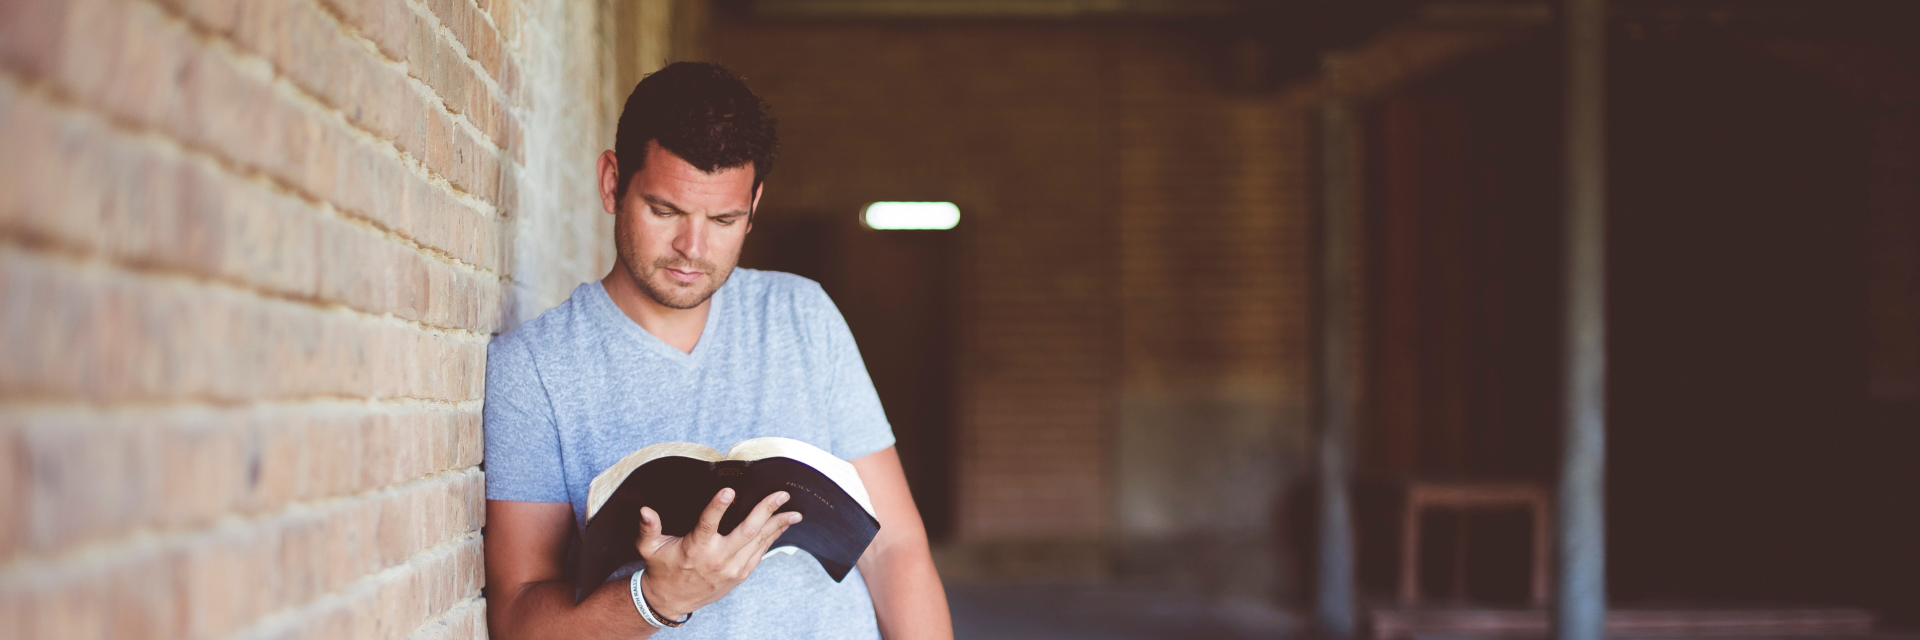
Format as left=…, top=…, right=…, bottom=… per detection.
left=634, top=488, right=803, bottom=620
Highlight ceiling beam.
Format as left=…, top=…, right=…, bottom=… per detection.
left=746, top=0, right=1237, bottom=19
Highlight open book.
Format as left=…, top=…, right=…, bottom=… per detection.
left=572, top=437, right=881, bottom=601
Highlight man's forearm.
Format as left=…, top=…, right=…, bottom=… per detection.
left=487, top=578, right=657, bottom=640
left=860, top=540, right=954, bottom=640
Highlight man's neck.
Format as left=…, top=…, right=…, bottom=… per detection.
left=602, top=260, right=709, bottom=354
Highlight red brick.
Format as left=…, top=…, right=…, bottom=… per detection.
left=25, top=0, right=503, bottom=272
left=477, top=0, right=517, bottom=48
left=0, top=82, right=502, bottom=332
left=405, top=599, right=487, bottom=640
left=318, top=0, right=520, bottom=111
left=271, top=474, right=482, bottom=614
left=424, top=0, right=506, bottom=85
left=249, top=409, right=482, bottom=510
left=0, top=0, right=68, bottom=79
left=3, top=406, right=477, bottom=561
left=0, top=0, right=608, bottom=634
left=407, top=12, right=511, bottom=152
left=317, top=0, right=413, bottom=62
left=499, top=44, right=523, bottom=110
left=179, top=528, right=279, bottom=638
left=99, top=554, right=187, bottom=640
left=296, top=0, right=521, bottom=155
left=0, top=425, right=22, bottom=562
left=0, top=474, right=481, bottom=639
left=259, top=536, right=484, bottom=640
left=155, top=0, right=419, bottom=151
left=1114, top=41, right=1315, bottom=395
left=14, top=420, right=160, bottom=558
left=0, top=248, right=486, bottom=404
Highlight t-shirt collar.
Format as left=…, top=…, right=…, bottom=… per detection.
left=586, top=276, right=728, bottom=366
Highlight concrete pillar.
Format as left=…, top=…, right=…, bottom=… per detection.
left=1316, top=101, right=1360, bottom=639
left=1556, top=0, right=1608, bottom=638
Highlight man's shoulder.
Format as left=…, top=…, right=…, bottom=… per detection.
left=726, top=268, right=836, bottom=318
left=729, top=267, right=826, bottom=297
left=490, top=281, right=604, bottom=360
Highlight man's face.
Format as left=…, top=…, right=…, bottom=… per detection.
left=604, top=142, right=759, bottom=310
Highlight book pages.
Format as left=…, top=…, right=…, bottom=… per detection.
left=724, top=437, right=878, bottom=519
left=584, top=438, right=878, bottom=522
left=586, top=441, right=724, bottom=519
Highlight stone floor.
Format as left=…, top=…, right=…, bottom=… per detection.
left=947, top=581, right=1302, bottom=640
left=944, top=584, right=1920, bottom=640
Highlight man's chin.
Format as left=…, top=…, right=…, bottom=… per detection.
left=639, top=277, right=717, bottom=310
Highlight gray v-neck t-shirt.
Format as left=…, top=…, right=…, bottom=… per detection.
left=483, top=269, right=894, bottom=638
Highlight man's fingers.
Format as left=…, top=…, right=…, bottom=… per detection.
left=635, top=506, right=663, bottom=556
left=728, top=491, right=790, bottom=542
left=760, top=511, right=801, bottom=547
left=734, top=511, right=803, bottom=565
left=691, top=488, right=735, bottom=540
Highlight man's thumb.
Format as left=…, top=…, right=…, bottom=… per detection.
left=636, top=507, right=662, bottom=550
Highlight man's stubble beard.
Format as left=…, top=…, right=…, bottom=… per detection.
left=629, top=256, right=733, bottom=310
left=615, top=213, right=737, bottom=311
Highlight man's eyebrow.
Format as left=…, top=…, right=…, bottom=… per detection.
left=641, top=194, right=685, bottom=212
left=641, top=195, right=749, bottom=218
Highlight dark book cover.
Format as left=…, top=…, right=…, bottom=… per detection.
left=572, top=450, right=881, bottom=603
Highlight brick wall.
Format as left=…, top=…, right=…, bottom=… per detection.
left=1108, top=30, right=1319, bottom=599
left=0, top=0, right=621, bottom=636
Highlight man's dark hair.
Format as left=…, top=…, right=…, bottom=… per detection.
left=613, top=62, right=778, bottom=202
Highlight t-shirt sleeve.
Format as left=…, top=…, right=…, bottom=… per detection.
left=809, top=285, right=897, bottom=461
left=483, top=336, right=571, bottom=503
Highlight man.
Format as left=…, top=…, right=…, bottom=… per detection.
left=482, top=63, right=953, bottom=639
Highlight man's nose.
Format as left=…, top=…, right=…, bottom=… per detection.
left=672, top=214, right=706, bottom=260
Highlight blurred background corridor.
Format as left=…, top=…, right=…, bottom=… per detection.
left=1, top=0, right=1916, bottom=638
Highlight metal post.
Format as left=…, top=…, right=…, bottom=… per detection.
left=1556, top=0, right=1608, bottom=639
left=1316, top=101, right=1360, bottom=640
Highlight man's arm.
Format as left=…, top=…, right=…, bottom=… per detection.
left=854, top=447, right=954, bottom=640
left=484, top=501, right=654, bottom=640
left=485, top=489, right=800, bottom=640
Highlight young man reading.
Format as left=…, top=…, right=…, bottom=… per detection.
left=482, top=63, right=953, bottom=639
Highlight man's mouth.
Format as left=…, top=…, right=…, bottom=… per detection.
left=663, top=268, right=703, bottom=283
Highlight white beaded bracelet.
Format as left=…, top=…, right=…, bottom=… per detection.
left=630, top=569, right=691, bottom=629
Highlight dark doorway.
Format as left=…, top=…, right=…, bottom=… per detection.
left=1361, top=40, right=1566, bottom=485
left=1608, top=33, right=1917, bottom=621
left=740, top=212, right=959, bottom=541
left=1351, top=39, right=1567, bottom=605
left=1350, top=32, right=1918, bottom=621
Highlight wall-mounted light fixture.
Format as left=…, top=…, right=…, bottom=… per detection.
left=861, top=202, right=960, bottom=230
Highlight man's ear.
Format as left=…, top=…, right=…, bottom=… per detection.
left=597, top=150, right=621, bottom=215
left=746, top=182, right=764, bottom=231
